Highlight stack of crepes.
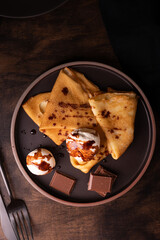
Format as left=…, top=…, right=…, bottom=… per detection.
left=23, top=67, right=138, bottom=173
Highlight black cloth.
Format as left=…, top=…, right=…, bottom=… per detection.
left=99, top=0, right=160, bottom=106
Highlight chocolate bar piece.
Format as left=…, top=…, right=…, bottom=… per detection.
left=49, top=171, right=76, bottom=196
left=88, top=173, right=112, bottom=197
left=88, top=165, right=117, bottom=197
left=94, top=165, right=117, bottom=186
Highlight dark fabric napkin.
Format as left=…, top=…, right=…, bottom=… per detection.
left=99, top=0, right=160, bottom=107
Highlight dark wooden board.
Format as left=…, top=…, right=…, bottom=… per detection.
left=0, top=0, right=159, bottom=239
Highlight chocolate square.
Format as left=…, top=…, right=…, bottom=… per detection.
left=88, top=165, right=117, bottom=197
left=94, top=165, right=117, bottom=186
left=49, top=171, right=76, bottom=196
left=88, top=173, right=112, bottom=197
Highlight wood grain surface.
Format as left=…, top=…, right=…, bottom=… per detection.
left=0, top=0, right=160, bottom=239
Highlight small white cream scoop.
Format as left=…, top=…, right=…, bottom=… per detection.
left=26, top=148, right=55, bottom=175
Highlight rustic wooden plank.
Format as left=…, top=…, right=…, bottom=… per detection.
left=0, top=0, right=159, bottom=239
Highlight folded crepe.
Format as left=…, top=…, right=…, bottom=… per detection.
left=22, top=92, right=50, bottom=126
left=70, top=125, right=109, bottom=173
left=89, top=90, right=138, bottom=159
left=23, top=68, right=101, bottom=145
left=39, top=68, right=101, bottom=144
left=22, top=92, right=71, bottom=144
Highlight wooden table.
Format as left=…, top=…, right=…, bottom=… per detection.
left=0, top=0, right=159, bottom=239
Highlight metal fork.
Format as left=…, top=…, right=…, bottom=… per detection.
left=0, top=159, right=34, bottom=240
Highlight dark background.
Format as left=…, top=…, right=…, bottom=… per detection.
left=0, top=0, right=160, bottom=239
left=100, top=0, right=160, bottom=106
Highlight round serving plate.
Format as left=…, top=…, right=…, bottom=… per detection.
left=11, top=61, right=156, bottom=207
left=0, top=0, right=68, bottom=18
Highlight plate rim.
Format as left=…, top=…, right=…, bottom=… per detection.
left=10, top=61, right=156, bottom=207
left=0, top=0, right=69, bottom=18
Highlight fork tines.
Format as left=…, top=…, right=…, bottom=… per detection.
left=9, top=209, right=33, bottom=240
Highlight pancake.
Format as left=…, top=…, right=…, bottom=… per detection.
left=39, top=68, right=101, bottom=143
left=23, top=68, right=101, bottom=145
left=22, top=92, right=50, bottom=126
left=22, top=92, right=72, bottom=145
left=89, top=90, right=138, bottom=159
left=63, top=67, right=101, bottom=98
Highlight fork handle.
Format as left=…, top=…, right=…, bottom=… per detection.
left=0, top=161, right=13, bottom=200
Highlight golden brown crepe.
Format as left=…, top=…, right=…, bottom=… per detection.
left=39, top=68, right=101, bottom=144
left=70, top=126, right=109, bottom=173
left=23, top=68, right=101, bottom=145
left=63, top=67, right=101, bottom=98
left=22, top=92, right=72, bottom=145
left=22, top=92, right=50, bottom=126
left=89, top=90, right=138, bottom=159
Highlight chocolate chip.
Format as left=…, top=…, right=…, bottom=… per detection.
left=48, top=113, right=56, bottom=120
left=80, top=104, right=90, bottom=108
left=101, top=110, right=110, bottom=118
left=113, top=128, right=120, bottom=130
left=58, top=102, right=78, bottom=109
left=62, top=87, right=69, bottom=95
left=108, top=129, right=114, bottom=133
left=65, top=131, right=68, bottom=136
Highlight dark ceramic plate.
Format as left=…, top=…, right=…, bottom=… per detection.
left=11, top=61, right=156, bottom=207
left=0, top=0, right=68, bottom=18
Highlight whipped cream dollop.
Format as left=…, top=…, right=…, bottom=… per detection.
left=26, top=148, right=55, bottom=175
left=66, top=128, right=100, bottom=163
